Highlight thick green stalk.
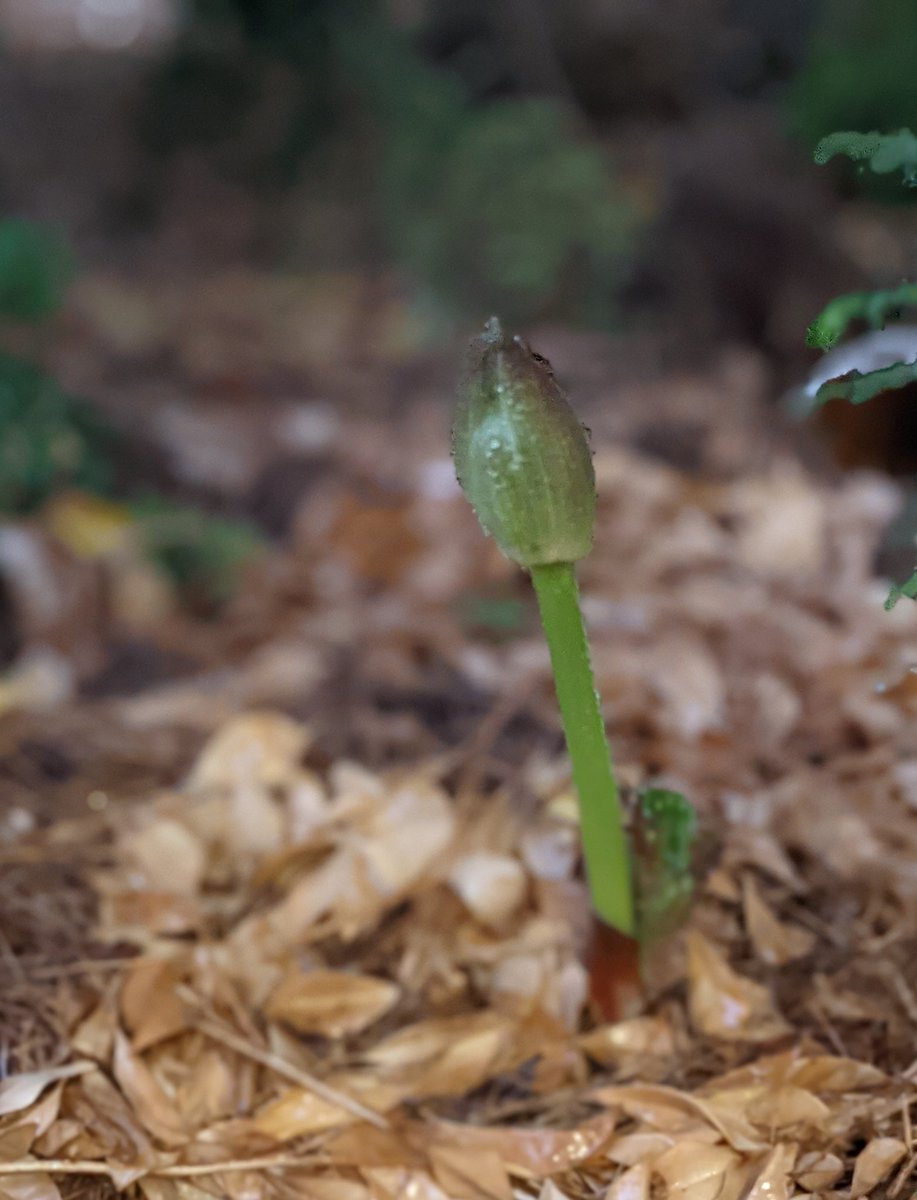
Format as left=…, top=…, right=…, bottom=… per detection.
left=530, top=561, right=634, bottom=935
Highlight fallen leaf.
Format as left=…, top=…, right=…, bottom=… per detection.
left=603, top=1162, right=651, bottom=1200
left=364, top=1169, right=450, bottom=1200
left=426, top=1112, right=617, bottom=1176
left=0, top=1064, right=94, bottom=1119
left=652, top=1141, right=739, bottom=1200
left=686, top=931, right=789, bottom=1041
left=745, top=1084, right=830, bottom=1130
left=850, top=1137, right=907, bottom=1198
left=121, top=958, right=188, bottom=1050
left=111, top=1031, right=187, bottom=1147
left=794, top=1150, right=845, bottom=1191
left=428, top=1144, right=513, bottom=1200
left=264, top=970, right=400, bottom=1038
left=0, top=1171, right=63, bottom=1200
left=448, top=853, right=527, bottom=928
left=742, top=1143, right=797, bottom=1200
left=742, top=876, right=815, bottom=965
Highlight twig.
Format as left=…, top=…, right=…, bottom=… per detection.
left=182, top=999, right=389, bottom=1130
left=0, top=1154, right=321, bottom=1179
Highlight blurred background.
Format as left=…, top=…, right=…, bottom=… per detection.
left=1, top=0, right=917, bottom=804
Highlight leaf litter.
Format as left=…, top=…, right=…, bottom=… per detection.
left=1, top=308, right=917, bottom=1200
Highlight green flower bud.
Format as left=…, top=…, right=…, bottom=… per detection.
left=452, top=318, right=596, bottom=568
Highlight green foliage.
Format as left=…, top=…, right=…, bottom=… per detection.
left=341, top=14, right=636, bottom=324
left=806, top=125, right=917, bottom=610
left=0, top=219, right=73, bottom=323
left=0, top=354, right=115, bottom=513
left=633, top=788, right=697, bottom=943
left=788, top=0, right=917, bottom=166
left=146, top=2, right=637, bottom=324
left=885, top=571, right=917, bottom=610
left=810, top=357, right=917, bottom=408
left=129, top=497, right=263, bottom=610
left=814, top=129, right=917, bottom=184
left=806, top=282, right=917, bottom=349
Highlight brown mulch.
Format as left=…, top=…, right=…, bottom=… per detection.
left=0, top=279, right=916, bottom=1200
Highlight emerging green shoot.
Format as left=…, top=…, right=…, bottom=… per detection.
left=453, top=318, right=634, bottom=934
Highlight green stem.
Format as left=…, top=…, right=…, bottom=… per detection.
left=530, top=561, right=634, bottom=935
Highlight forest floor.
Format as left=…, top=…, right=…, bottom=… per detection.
left=0, top=263, right=916, bottom=1200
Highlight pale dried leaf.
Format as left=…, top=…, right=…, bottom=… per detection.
left=592, top=1085, right=765, bottom=1153
left=0, top=1065, right=94, bottom=1119
left=578, top=1017, right=675, bottom=1065
left=742, top=876, right=815, bottom=965
left=356, top=780, right=456, bottom=896
left=364, top=1169, right=451, bottom=1200
left=745, top=1084, right=830, bottom=1130
left=186, top=712, right=310, bottom=792
left=652, top=1141, right=739, bottom=1200
left=606, top=1133, right=677, bottom=1166
left=264, top=970, right=400, bottom=1038
left=788, top=1056, right=887, bottom=1091
left=742, top=1143, right=796, bottom=1200
left=850, top=1137, right=907, bottom=1198
left=427, top=1112, right=617, bottom=1175
left=795, top=1150, right=845, bottom=1191
left=121, top=958, right=188, bottom=1051
left=0, top=1171, right=62, bottom=1200
left=686, top=931, right=789, bottom=1041
left=111, top=1030, right=187, bottom=1146
left=603, top=1162, right=651, bottom=1200
left=428, top=1145, right=514, bottom=1200
left=122, top=818, right=206, bottom=896
left=449, top=853, right=526, bottom=928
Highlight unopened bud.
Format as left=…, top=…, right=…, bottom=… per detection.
left=452, top=318, right=596, bottom=567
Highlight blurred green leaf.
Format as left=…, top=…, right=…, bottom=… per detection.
left=0, top=354, right=115, bottom=513
left=129, top=496, right=264, bottom=610
left=814, top=128, right=917, bottom=183
left=812, top=358, right=917, bottom=407
left=806, top=282, right=917, bottom=349
left=632, top=787, right=697, bottom=944
left=0, top=219, right=74, bottom=323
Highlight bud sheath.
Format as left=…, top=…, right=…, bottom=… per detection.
left=452, top=318, right=596, bottom=567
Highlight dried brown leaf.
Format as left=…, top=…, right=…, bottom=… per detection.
left=363, top=1168, right=450, bottom=1200
left=426, top=1112, right=617, bottom=1176
left=686, top=931, right=789, bottom=1041
left=652, top=1141, right=739, bottom=1200
left=121, top=958, right=188, bottom=1051
left=0, top=1171, right=62, bottom=1200
left=448, top=854, right=526, bottom=929
left=0, top=1066, right=94, bottom=1120
left=111, top=1031, right=187, bottom=1147
left=264, top=970, right=399, bottom=1038
left=795, top=1150, right=845, bottom=1191
left=427, top=1144, right=513, bottom=1200
left=745, top=1084, right=830, bottom=1131
left=741, top=877, right=815, bottom=966
left=603, top=1162, right=651, bottom=1200
left=850, top=1136, right=907, bottom=1198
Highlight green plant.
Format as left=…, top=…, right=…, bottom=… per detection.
left=0, top=220, right=116, bottom=514
left=129, top=497, right=264, bottom=612
left=453, top=318, right=695, bottom=947
left=805, top=129, right=917, bottom=608
left=788, top=0, right=917, bottom=177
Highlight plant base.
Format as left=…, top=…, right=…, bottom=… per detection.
left=587, top=916, right=643, bottom=1022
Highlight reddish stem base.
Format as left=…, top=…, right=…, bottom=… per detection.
left=587, top=918, right=643, bottom=1022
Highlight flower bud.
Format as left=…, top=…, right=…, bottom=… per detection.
left=452, top=318, right=596, bottom=567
